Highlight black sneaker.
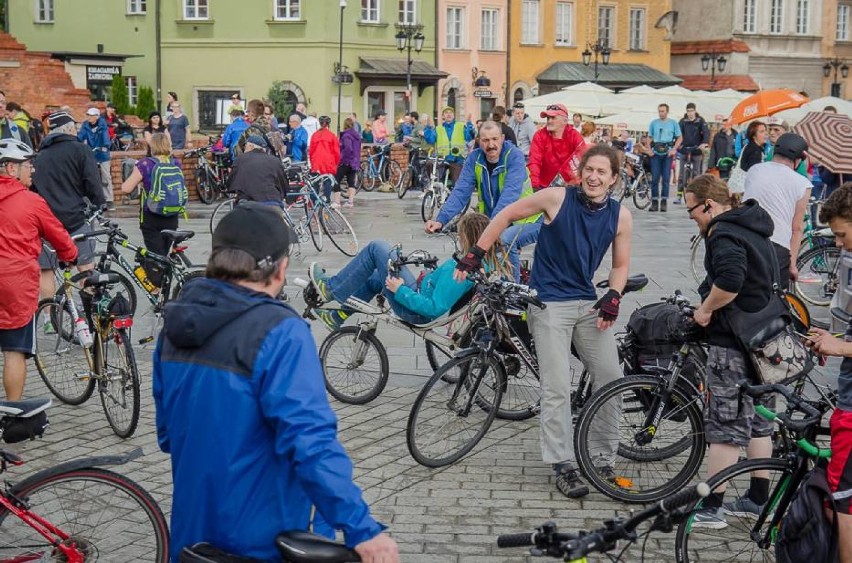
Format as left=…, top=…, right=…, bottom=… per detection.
left=660, top=199, right=668, bottom=212
left=649, top=200, right=659, bottom=212
left=555, top=469, right=590, bottom=499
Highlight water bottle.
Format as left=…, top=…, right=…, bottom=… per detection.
left=74, top=317, right=93, bottom=348
left=134, top=266, right=156, bottom=293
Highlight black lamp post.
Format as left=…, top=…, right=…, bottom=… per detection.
left=582, top=40, right=611, bottom=83
left=396, top=23, right=424, bottom=113
left=823, top=58, right=850, bottom=97
left=333, top=0, right=347, bottom=133
left=700, top=51, right=727, bottom=91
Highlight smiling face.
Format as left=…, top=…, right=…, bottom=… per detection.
left=442, top=109, right=454, bottom=123
left=580, top=154, right=617, bottom=201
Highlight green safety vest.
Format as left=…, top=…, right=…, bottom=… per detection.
left=473, top=146, right=541, bottom=225
left=436, top=122, right=467, bottom=158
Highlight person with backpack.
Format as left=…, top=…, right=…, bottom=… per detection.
left=120, top=132, right=188, bottom=290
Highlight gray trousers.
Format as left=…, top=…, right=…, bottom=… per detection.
left=99, top=161, right=114, bottom=203
left=528, top=300, right=622, bottom=467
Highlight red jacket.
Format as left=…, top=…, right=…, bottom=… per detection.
left=309, top=128, right=341, bottom=175
left=528, top=127, right=585, bottom=189
left=0, top=176, right=77, bottom=329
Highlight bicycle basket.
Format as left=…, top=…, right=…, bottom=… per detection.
left=1, top=411, right=49, bottom=443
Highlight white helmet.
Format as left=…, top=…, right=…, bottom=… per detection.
left=0, top=139, right=34, bottom=164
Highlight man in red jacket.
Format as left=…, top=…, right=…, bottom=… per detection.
left=309, top=116, right=342, bottom=207
left=528, top=103, right=585, bottom=190
left=0, top=140, right=77, bottom=400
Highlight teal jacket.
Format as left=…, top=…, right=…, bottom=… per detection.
left=394, top=258, right=473, bottom=320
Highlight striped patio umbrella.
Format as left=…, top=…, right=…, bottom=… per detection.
left=793, top=111, right=852, bottom=175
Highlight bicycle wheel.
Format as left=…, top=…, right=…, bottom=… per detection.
left=307, top=207, right=324, bottom=252
left=407, top=353, right=505, bottom=468
left=784, top=291, right=812, bottom=332
left=195, top=166, right=216, bottom=204
left=613, top=174, right=627, bottom=201
left=319, top=326, right=389, bottom=404
left=85, top=266, right=138, bottom=317
left=209, top=197, right=236, bottom=234
left=360, top=159, right=377, bottom=191
left=0, top=467, right=169, bottom=562
left=574, top=375, right=706, bottom=503
left=675, top=457, right=792, bottom=563
left=632, top=175, right=652, bottom=209
left=421, top=189, right=437, bottom=222
left=384, top=160, right=403, bottom=189
left=319, top=206, right=359, bottom=257
left=170, top=269, right=206, bottom=301
left=795, top=245, right=840, bottom=307
left=493, top=353, right=541, bottom=421
left=33, top=299, right=96, bottom=406
left=397, top=167, right=411, bottom=199
left=97, top=328, right=141, bottom=438
left=690, top=235, right=706, bottom=285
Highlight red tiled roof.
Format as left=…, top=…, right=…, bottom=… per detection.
left=676, top=74, right=760, bottom=92
left=671, top=39, right=751, bottom=55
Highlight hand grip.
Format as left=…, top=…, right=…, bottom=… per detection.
left=496, top=533, right=535, bottom=548
left=660, top=482, right=710, bottom=513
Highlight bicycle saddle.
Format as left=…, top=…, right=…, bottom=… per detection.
left=595, top=274, right=649, bottom=295
left=0, top=398, right=51, bottom=418
left=275, top=531, right=359, bottom=563
left=83, top=271, right=121, bottom=289
left=161, top=230, right=195, bottom=245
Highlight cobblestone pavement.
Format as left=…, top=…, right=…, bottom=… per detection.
left=3, top=190, right=839, bottom=562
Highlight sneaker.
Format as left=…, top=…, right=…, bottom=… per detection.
left=308, top=262, right=334, bottom=303
left=555, top=468, right=590, bottom=499
left=106, top=201, right=116, bottom=211
left=673, top=197, right=683, bottom=205
left=313, top=309, right=348, bottom=331
left=722, top=495, right=764, bottom=520
left=691, top=507, right=728, bottom=529
left=343, top=200, right=354, bottom=208
left=649, top=200, right=659, bottom=212
left=330, top=202, right=340, bottom=210
left=660, top=199, right=668, bottom=212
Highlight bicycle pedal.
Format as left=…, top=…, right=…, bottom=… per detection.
left=138, top=336, right=154, bottom=345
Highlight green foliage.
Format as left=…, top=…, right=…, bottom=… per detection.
left=136, top=86, right=156, bottom=119
left=267, top=81, right=298, bottom=118
left=110, top=75, right=131, bottom=115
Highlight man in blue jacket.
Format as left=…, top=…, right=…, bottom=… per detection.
left=221, top=107, right=250, bottom=158
left=78, top=107, right=114, bottom=210
left=425, top=120, right=540, bottom=282
left=153, top=203, right=398, bottom=563
left=285, top=114, right=309, bottom=162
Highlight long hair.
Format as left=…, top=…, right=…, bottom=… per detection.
left=456, top=212, right=511, bottom=279
left=685, top=174, right=741, bottom=207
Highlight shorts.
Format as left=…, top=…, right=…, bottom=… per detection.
left=38, top=223, right=96, bottom=269
left=704, top=346, right=775, bottom=447
left=0, top=317, right=36, bottom=358
left=828, top=408, right=852, bottom=514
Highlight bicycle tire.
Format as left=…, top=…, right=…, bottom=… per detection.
left=307, top=204, right=324, bottom=252
left=384, top=160, right=403, bottom=189
left=613, top=175, right=627, bottom=201
left=98, top=328, right=141, bottom=438
left=33, top=298, right=96, bottom=406
left=195, top=166, right=216, bottom=205
left=784, top=291, right=812, bottom=332
left=0, top=466, right=169, bottom=562
left=319, top=207, right=359, bottom=257
left=674, top=457, right=792, bottom=563
left=209, top=197, right=236, bottom=234
left=360, top=159, right=377, bottom=191
left=319, top=326, right=389, bottom=404
left=690, top=235, right=706, bottom=285
left=491, top=353, right=541, bottom=421
left=420, top=189, right=437, bottom=222
left=632, top=176, right=652, bottom=209
left=407, top=353, right=505, bottom=468
left=170, top=269, right=206, bottom=301
left=794, top=245, right=840, bottom=307
left=397, top=167, right=411, bottom=199
left=574, top=375, right=706, bottom=503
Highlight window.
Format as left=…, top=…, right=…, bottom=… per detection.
left=513, top=88, right=524, bottom=104
left=629, top=8, right=646, bottom=50
left=126, top=76, right=138, bottom=107
left=839, top=4, right=850, bottom=41
left=361, top=0, right=380, bottom=22
left=35, top=0, right=54, bottom=22
left=127, top=0, right=146, bottom=14
left=598, top=6, right=614, bottom=48
left=555, top=3, right=573, bottom=46
left=399, top=0, right=416, bottom=24
left=274, top=0, right=300, bottom=20
left=183, top=0, right=208, bottom=19
left=521, top=0, right=540, bottom=44
left=446, top=7, right=464, bottom=49
left=447, top=88, right=458, bottom=113
left=795, top=0, right=808, bottom=33
left=770, top=0, right=783, bottom=34
left=481, top=9, right=498, bottom=50
left=742, top=0, right=756, bottom=32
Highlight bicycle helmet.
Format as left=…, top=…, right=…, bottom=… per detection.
left=773, top=133, right=808, bottom=161
left=716, top=156, right=736, bottom=172
left=0, top=139, right=34, bottom=164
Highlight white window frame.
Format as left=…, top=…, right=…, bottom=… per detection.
left=35, top=0, right=54, bottom=22
left=127, top=0, right=146, bottom=15
left=126, top=76, right=138, bottom=107
left=795, top=0, right=808, bottom=33
left=521, top=0, right=540, bottom=45
left=399, top=0, right=416, bottom=24
left=743, top=0, right=757, bottom=33
left=629, top=8, right=646, bottom=50
left=555, top=2, right=573, bottom=46
left=274, top=0, right=300, bottom=20
left=361, top=0, right=380, bottom=23
left=446, top=7, right=464, bottom=50
left=481, top=9, right=499, bottom=51
left=183, top=0, right=209, bottom=20
left=598, top=6, right=615, bottom=49
left=770, top=0, right=784, bottom=34
left=838, top=4, right=850, bottom=41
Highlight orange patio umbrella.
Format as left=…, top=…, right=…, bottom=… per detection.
left=729, top=89, right=809, bottom=125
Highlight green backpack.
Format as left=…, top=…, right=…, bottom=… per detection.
left=143, top=157, right=188, bottom=219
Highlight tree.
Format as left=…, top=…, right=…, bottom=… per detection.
left=110, top=75, right=131, bottom=115
left=136, top=86, right=156, bottom=120
left=267, top=81, right=298, bottom=119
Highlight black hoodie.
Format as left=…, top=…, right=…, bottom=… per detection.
left=698, top=199, right=776, bottom=348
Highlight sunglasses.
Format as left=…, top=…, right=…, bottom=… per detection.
left=546, top=105, right=565, bottom=112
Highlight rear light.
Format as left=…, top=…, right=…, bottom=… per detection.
left=113, top=318, right=133, bottom=329
left=173, top=245, right=187, bottom=254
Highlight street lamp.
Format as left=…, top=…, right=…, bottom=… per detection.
left=582, top=40, right=611, bottom=83
left=823, top=58, right=850, bottom=97
left=700, top=51, right=727, bottom=91
left=396, top=22, right=424, bottom=113
left=334, top=0, right=347, bottom=133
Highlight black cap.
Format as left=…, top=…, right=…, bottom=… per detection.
left=212, top=203, right=293, bottom=267
left=47, top=111, right=75, bottom=130
left=774, top=133, right=808, bottom=161
left=512, top=102, right=525, bottom=109
left=319, top=115, right=331, bottom=126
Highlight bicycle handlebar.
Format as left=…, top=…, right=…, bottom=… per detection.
left=742, top=383, right=825, bottom=432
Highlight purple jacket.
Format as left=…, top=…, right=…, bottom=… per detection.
left=339, top=128, right=361, bottom=168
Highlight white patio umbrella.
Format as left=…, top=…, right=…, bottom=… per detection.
left=597, top=110, right=660, bottom=132
left=603, top=95, right=734, bottom=123
left=773, top=96, right=852, bottom=124
left=522, top=82, right=619, bottom=121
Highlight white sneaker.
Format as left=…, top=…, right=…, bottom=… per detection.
left=330, top=202, right=340, bottom=210
left=343, top=201, right=354, bottom=208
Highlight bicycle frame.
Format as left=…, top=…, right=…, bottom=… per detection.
left=0, top=490, right=83, bottom=562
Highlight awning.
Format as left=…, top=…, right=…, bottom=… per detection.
left=355, top=57, right=448, bottom=95
left=536, top=63, right=681, bottom=92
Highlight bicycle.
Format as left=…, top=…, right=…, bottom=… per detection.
left=615, top=153, right=652, bottom=209
left=0, top=402, right=169, bottom=561
left=359, top=144, right=401, bottom=192
left=420, top=153, right=462, bottom=223
left=674, top=382, right=835, bottom=563
left=186, top=143, right=231, bottom=204
left=677, top=146, right=703, bottom=199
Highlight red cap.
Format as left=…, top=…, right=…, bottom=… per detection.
left=540, top=103, right=569, bottom=119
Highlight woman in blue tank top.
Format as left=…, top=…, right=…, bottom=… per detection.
left=454, top=144, right=633, bottom=499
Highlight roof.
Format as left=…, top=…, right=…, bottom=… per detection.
left=671, top=39, right=751, bottom=55
left=676, top=74, right=760, bottom=92
left=48, top=51, right=141, bottom=61
left=536, top=63, right=681, bottom=90
left=356, top=58, right=448, bottom=80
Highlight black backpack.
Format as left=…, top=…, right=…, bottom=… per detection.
left=776, top=465, right=839, bottom=563
left=625, top=302, right=701, bottom=371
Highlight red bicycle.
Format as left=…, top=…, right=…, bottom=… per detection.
left=0, top=398, right=169, bottom=562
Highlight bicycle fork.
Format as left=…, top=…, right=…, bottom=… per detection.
left=634, top=346, right=691, bottom=446
left=348, top=322, right=379, bottom=369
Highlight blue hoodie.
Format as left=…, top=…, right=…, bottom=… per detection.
left=154, top=278, right=384, bottom=562
left=77, top=117, right=111, bottom=162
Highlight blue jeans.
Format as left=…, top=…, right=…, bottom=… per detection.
left=650, top=154, right=672, bottom=199
left=328, top=240, right=431, bottom=324
left=500, top=220, right=542, bottom=283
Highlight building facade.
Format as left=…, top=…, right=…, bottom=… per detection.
left=821, top=0, right=851, bottom=98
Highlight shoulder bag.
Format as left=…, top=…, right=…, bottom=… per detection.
left=727, top=151, right=747, bottom=194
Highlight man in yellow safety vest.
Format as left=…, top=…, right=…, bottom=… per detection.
left=435, top=106, right=475, bottom=186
